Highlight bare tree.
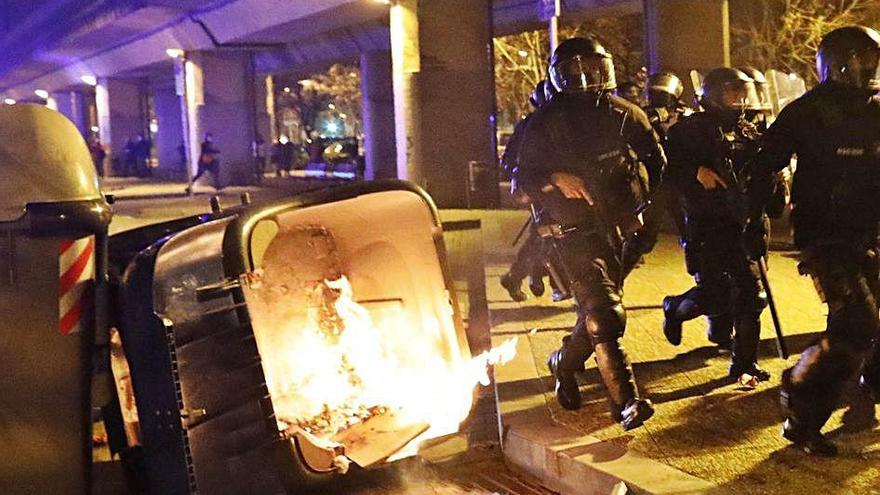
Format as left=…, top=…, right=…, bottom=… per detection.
left=493, top=30, right=550, bottom=125
left=277, top=64, right=362, bottom=141
left=730, top=0, right=880, bottom=83
left=493, top=14, right=645, bottom=128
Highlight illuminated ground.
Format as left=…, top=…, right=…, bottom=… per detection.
left=488, top=233, right=880, bottom=494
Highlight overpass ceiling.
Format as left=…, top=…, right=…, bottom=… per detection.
left=231, top=1, right=388, bottom=44
left=0, top=0, right=639, bottom=95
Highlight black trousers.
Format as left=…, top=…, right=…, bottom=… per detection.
left=508, top=228, right=544, bottom=282
left=553, top=229, right=640, bottom=416
left=668, top=218, right=766, bottom=364
left=783, top=244, right=880, bottom=432
left=192, top=160, right=219, bottom=187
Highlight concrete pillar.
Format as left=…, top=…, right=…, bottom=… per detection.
left=360, top=51, right=397, bottom=180
left=390, top=0, right=498, bottom=207
left=96, top=78, right=146, bottom=177
left=152, top=84, right=185, bottom=179
left=644, top=0, right=730, bottom=76
left=52, top=90, right=88, bottom=137
left=185, top=50, right=255, bottom=186
left=254, top=74, right=276, bottom=143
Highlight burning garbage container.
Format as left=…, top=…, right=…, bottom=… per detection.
left=113, top=181, right=514, bottom=494
left=0, top=104, right=111, bottom=494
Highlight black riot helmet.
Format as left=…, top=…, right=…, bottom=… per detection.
left=817, top=25, right=880, bottom=91
left=529, top=80, right=548, bottom=108
left=647, top=72, right=684, bottom=109
left=700, top=67, right=762, bottom=114
left=548, top=37, right=616, bottom=94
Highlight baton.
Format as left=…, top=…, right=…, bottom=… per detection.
left=758, top=256, right=788, bottom=359
left=511, top=216, right=532, bottom=247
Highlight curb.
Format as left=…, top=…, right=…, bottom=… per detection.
left=491, top=305, right=714, bottom=495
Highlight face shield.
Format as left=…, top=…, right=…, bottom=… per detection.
left=818, top=47, right=880, bottom=91
left=753, top=81, right=773, bottom=112
left=649, top=75, right=684, bottom=100
left=848, top=48, right=880, bottom=91
left=718, top=79, right=762, bottom=112
left=549, top=55, right=616, bottom=94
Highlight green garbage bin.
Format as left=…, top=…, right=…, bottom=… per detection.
left=0, top=104, right=111, bottom=494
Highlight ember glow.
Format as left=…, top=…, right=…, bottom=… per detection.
left=255, top=275, right=515, bottom=455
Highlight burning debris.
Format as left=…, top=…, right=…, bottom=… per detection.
left=245, top=271, right=516, bottom=463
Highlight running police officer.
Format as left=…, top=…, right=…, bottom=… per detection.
left=501, top=81, right=553, bottom=302
left=748, top=25, right=880, bottom=456
left=661, top=68, right=771, bottom=376
left=619, top=71, right=691, bottom=275
left=513, top=38, right=665, bottom=430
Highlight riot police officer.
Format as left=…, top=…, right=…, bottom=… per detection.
left=661, top=68, right=770, bottom=377
left=645, top=72, right=688, bottom=141
left=748, top=25, right=880, bottom=456
left=514, top=38, right=665, bottom=430
left=501, top=80, right=555, bottom=301
left=738, top=67, right=774, bottom=124
left=619, top=72, right=690, bottom=276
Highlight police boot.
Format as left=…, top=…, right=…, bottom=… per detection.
left=500, top=273, right=527, bottom=302
left=595, top=341, right=653, bottom=430
left=528, top=275, right=545, bottom=297
left=662, top=291, right=701, bottom=346
left=547, top=349, right=581, bottom=410
left=780, top=369, right=838, bottom=457
left=706, top=314, right=733, bottom=350
left=662, top=295, right=684, bottom=345
left=782, top=418, right=838, bottom=457
left=729, top=316, right=770, bottom=382
left=619, top=398, right=655, bottom=432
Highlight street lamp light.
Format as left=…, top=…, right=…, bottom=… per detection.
left=34, top=89, right=49, bottom=99
left=81, top=75, right=97, bottom=86
left=3, top=98, right=15, bottom=105
left=166, top=48, right=185, bottom=59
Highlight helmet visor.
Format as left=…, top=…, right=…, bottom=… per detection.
left=550, top=55, right=616, bottom=94
left=649, top=75, right=684, bottom=99
left=850, top=48, right=880, bottom=91
left=720, top=80, right=762, bottom=111
left=754, top=82, right=773, bottom=111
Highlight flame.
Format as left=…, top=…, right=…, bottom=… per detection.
left=261, top=276, right=516, bottom=455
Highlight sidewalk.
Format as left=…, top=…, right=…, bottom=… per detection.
left=478, top=211, right=880, bottom=494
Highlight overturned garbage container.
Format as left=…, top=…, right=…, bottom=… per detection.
left=0, top=104, right=112, bottom=494
left=114, top=181, right=478, bottom=494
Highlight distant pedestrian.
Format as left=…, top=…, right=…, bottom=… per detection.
left=281, top=139, right=296, bottom=175
left=122, top=137, right=137, bottom=176
left=186, top=133, right=220, bottom=192
left=134, top=134, right=152, bottom=177
left=89, top=137, right=107, bottom=176
left=251, top=134, right=268, bottom=183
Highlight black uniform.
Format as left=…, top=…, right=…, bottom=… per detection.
left=620, top=103, right=689, bottom=275
left=749, top=81, right=880, bottom=449
left=515, top=90, right=665, bottom=424
left=663, top=108, right=769, bottom=373
left=500, top=114, right=546, bottom=301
